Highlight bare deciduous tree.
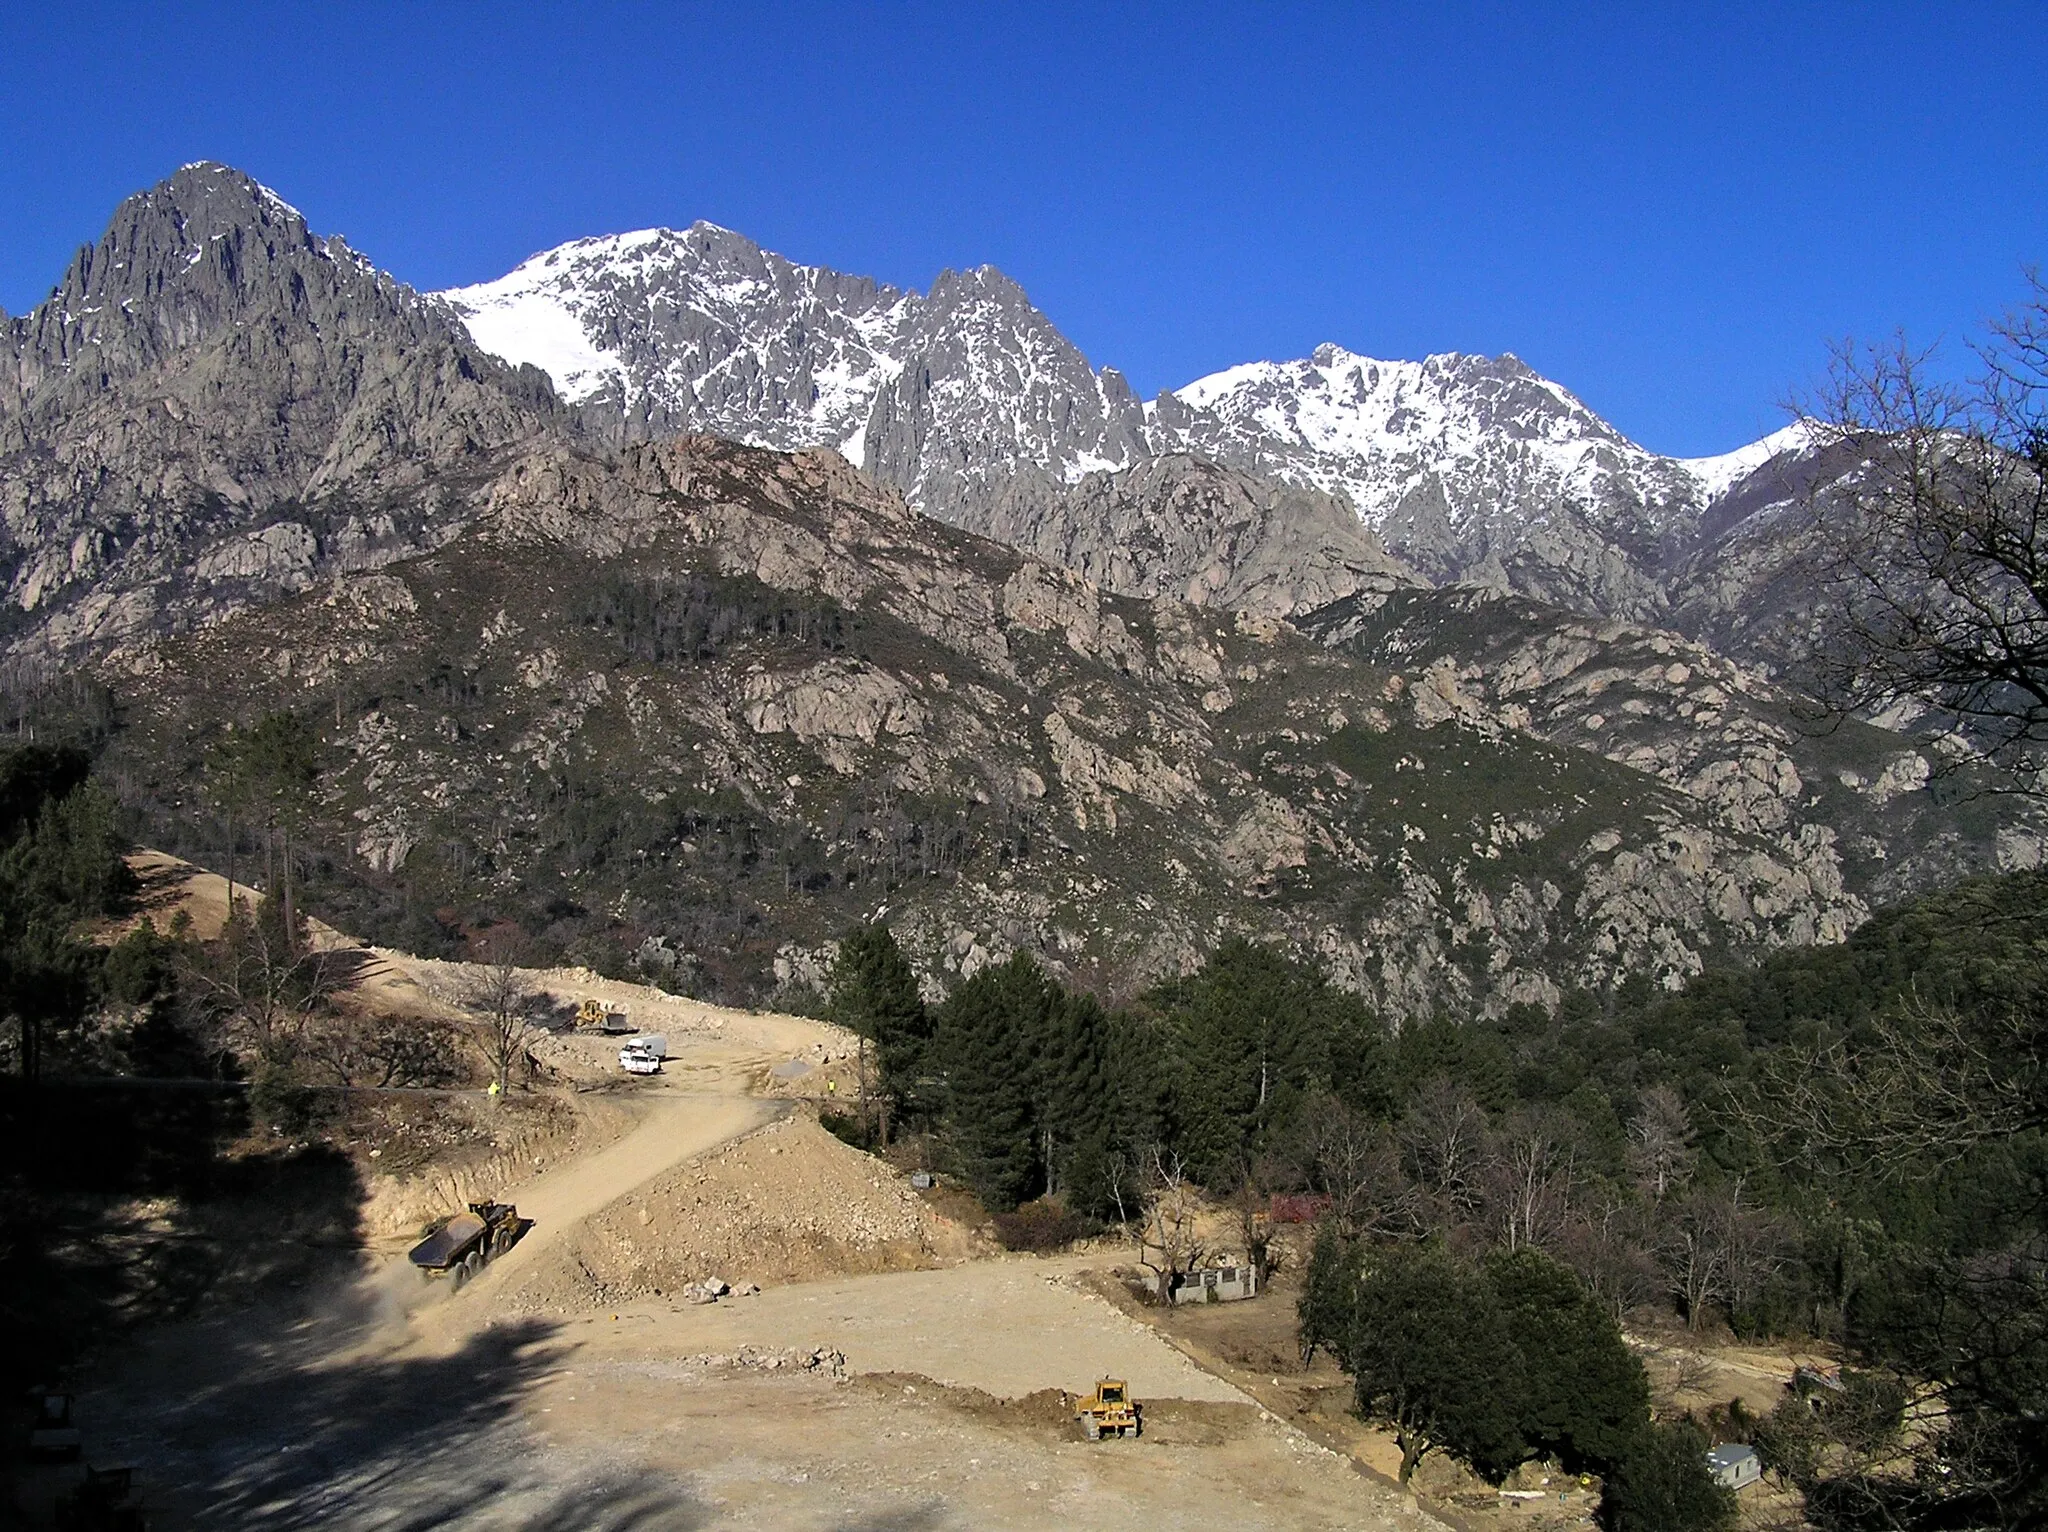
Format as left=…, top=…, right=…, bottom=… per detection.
left=466, top=946, right=536, bottom=1097
left=1398, top=1077, right=1489, bottom=1230
left=183, top=892, right=338, bottom=1065
left=1133, top=1146, right=1209, bottom=1300
left=1290, top=1088, right=1418, bottom=1240
left=1638, top=1339, right=1720, bottom=1412
left=1734, top=993, right=2046, bottom=1179
left=1655, top=1187, right=1788, bottom=1333
left=1801, top=277, right=2048, bottom=783
left=1723, top=1200, right=1794, bottom=1325
left=1480, top=1105, right=1579, bottom=1253
left=1626, top=1084, right=1698, bottom=1201
left=1559, top=1192, right=1663, bottom=1324
left=1657, top=1190, right=1736, bottom=1333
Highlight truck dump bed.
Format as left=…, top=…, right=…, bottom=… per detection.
left=408, top=1211, right=487, bottom=1271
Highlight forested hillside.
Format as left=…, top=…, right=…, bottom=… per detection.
left=827, top=869, right=2047, bottom=1529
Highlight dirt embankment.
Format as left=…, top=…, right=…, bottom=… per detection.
left=502, top=1114, right=983, bottom=1309
left=356, top=1091, right=636, bottom=1243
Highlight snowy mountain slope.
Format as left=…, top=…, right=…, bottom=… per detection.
left=437, top=227, right=1146, bottom=522
left=440, top=223, right=916, bottom=453
left=1150, top=345, right=1815, bottom=621
left=436, top=225, right=1822, bottom=628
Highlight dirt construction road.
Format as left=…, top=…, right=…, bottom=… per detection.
left=425, top=1092, right=784, bottom=1320
left=70, top=860, right=1441, bottom=1528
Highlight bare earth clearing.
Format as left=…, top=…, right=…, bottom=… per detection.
left=44, top=855, right=1443, bottom=1529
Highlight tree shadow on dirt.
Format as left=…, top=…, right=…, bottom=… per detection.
left=0, top=1078, right=351, bottom=1399
left=827, top=1508, right=951, bottom=1532
left=509, top=1469, right=712, bottom=1531
left=136, top=1314, right=708, bottom=1529
left=0, top=1073, right=706, bottom=1529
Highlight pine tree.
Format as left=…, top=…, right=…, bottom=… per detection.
left=238, top=712, right=321, bottom=954
left=829, top=921, right=931, bottom=1137
left=1149, top=938, right=1362, bottom=1183
left=934, top=953, right=1047, bottom=1211
left=1034, top=987, right=1112, bottom=1197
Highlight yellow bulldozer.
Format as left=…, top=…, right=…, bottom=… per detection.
left=1074, top=1378, right=1140, bottom=1440
left=574, top=998, right=633, bottom=1033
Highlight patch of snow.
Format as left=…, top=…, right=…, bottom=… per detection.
left=440, top=263, right=626, bottom=405
left=252, top=179, right=305, bottom=224
left=1064, top=451, right=1127, bottom=482
left=1675, top=422, right=1815, bottom=500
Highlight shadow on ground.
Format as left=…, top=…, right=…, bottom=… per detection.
left=123, top=1311, right=711, bottom=1530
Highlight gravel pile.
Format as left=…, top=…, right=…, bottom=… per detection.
left=504, top=1114, right=974, bottom=1310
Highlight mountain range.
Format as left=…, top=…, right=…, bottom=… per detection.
left=438, top=222, right=1829, bottom=632
left=1, top=163, right=2031, bottom=1011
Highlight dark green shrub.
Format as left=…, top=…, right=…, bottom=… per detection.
left=992, top=1197, right=1086, bottom=1252
left=1599, top=1420, right=1736, bottom=1532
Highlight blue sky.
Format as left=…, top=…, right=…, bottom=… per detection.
left=3, top=2, right=2043, bottom=457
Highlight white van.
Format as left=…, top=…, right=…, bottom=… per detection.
left=619, top=1035, right=667, bottom=1075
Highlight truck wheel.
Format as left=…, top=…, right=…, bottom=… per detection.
left=450, top=1262, right=467, bottom=1292
left=465, top=1251, right=483, bottom=1281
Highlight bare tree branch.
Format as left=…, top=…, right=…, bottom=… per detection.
left=1730, top=993, right=2046, bottom=1179
left=1799, top=276, right=2048, bottom=786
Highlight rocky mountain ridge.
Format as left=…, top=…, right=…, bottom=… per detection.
left=105, top=432, right=2001, bottom=1020
left=0, top=163, right=564, bottom=665
left=441, top=226, right=1150, bottom=526
left=5, top=164, right=2024, bottom=1018
left=435, top=223, right=1830, bottom=631
left=2, top=171, right=1400, bottom=666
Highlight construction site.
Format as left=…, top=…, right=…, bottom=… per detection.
left=7, top=854, right=1831, bottom=1532
left=3, top=855, right=1440, bottom=1530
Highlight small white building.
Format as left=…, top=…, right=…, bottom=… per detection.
left=1706, top=1444, right=1762, bottom=1490
left=1141, top=1260, right=1260, bottom=1304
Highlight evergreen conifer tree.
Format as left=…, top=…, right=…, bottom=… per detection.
left=1033, top=987, right=1112, bottom=1196
left=829, top=921, right=931, bottom=1134
left=934, top=952, right=1048, bottom=1211
left=1150, top=938, right=1373, bottom=1183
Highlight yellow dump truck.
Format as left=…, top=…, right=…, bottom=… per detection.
left=1074, top=1379, right=1140, bottom=1440
left=408, top=1201, right=531, bottom=1290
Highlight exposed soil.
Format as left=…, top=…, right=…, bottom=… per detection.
left=499, top=1113, right=985, bottom=1309
left=39, top=854, right=1450, bottom=1529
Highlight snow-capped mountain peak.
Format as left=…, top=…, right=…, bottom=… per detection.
left=434, top=227, right=1145, bottom=516
left=1148, top=344, right=1811, bottom=618
left=436, top=222, right=1816, bottom=624
left=1674, top=421, right=1816, bottom=501
left=438, top=222, right=913, bottom=434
